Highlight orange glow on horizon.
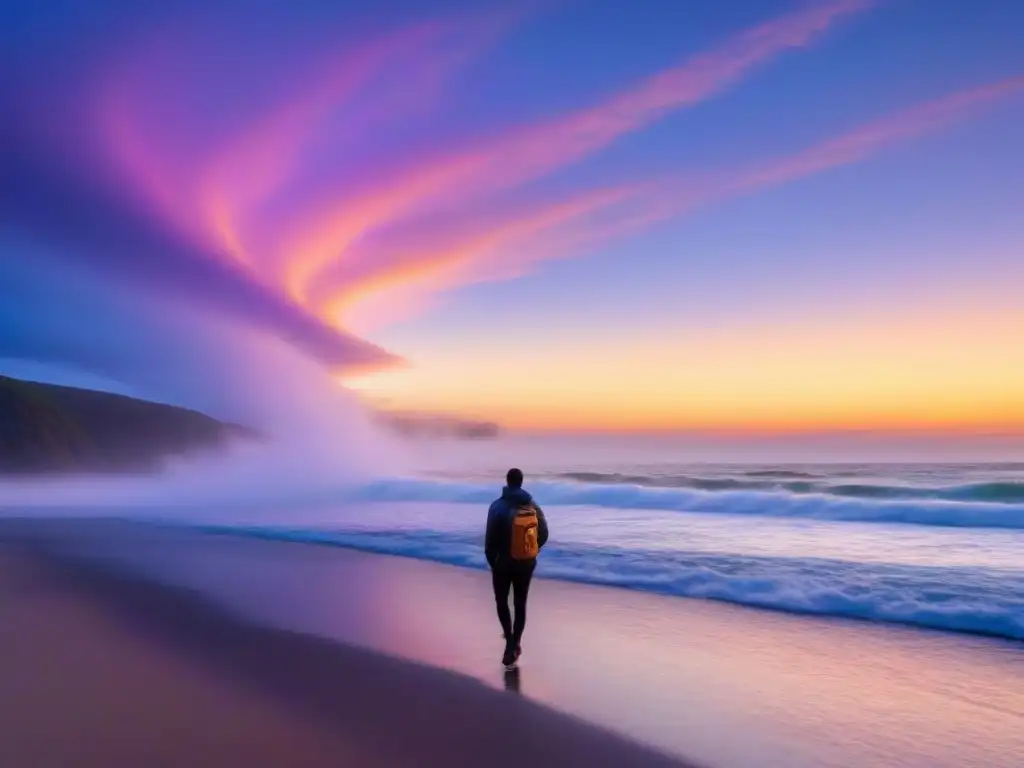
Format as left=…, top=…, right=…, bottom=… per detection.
left=342, top=301, right=1024, bottom=433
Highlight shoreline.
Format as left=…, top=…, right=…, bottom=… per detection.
left=189, top=521, right=1024, bottom=644
left=0, top=530, right=689, bottom=767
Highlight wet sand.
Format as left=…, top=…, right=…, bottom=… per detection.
left=0, top=536, right=687, bottom=766
left=3, top=518, right=1023, bottom=767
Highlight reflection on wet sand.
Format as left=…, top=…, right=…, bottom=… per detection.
left=503, top=667, right=521, bottom=695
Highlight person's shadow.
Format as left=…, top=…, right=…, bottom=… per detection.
left=503, top=667, right=521, bottom=695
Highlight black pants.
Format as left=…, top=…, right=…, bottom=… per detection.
left=491, top=559, right=536, bottom=645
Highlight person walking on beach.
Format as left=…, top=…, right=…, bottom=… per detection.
left=486, top=468, right=549, bottom=670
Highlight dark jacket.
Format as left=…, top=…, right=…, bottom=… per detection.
left=485, top=486, right=549, bottom=568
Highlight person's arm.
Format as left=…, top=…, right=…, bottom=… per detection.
left=485, top=504, right=500, bottom=568
left=535, top=504, right=549, bottom=549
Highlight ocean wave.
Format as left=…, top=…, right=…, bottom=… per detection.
left=198, top=525, right=1024, bottom=641
left=942, top=482, right=1024, bottom=504
left=349, top=478, right=1024, bottom=529
left=553, top=472, right=1024, bottom=503
left=739, top=469, right=821, bottom=479
left=557, top=472, right=816, bottom=493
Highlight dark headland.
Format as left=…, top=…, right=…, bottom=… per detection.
left=0, top=375, right=251, bottom=475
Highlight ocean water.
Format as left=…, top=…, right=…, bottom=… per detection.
left=194, top=462, right=1024, bottom=642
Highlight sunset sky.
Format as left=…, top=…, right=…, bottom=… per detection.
left=2, top=0, right=1022, bottom=434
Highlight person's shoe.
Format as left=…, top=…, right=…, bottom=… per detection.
left=515, top=644, right=522, bottom=660
left=502, top=643, right=517, bottom=670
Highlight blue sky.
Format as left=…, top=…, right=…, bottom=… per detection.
left=1, top=0, right=1021, bottom=435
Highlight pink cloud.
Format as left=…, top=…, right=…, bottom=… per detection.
left=640, top=76, right=1024, bottom=228
left=320, top=76, right=1023, bottom=331
left=93, top=10, right=509, bottom=279
left=478, top=0, right=873, bottom=180
left=195, top=22, right=448, bottom=267
left=736, top=76, right=1024, bottom=189
left=319, top=186, right=636, bottom=325
left=525, top=76, right=1024, bottom=263
left=81, top=0, right=876, bottom=355
left=281, top=0, right=872, bottom=302
left=78, top=0, right=1021, bottom=374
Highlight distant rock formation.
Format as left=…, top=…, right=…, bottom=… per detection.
left=371, top=409, right=500, bottom=440
left=0, top=376, right=252, bottom=475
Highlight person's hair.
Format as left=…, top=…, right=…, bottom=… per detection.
left=506, top=467, right=524, bottom=489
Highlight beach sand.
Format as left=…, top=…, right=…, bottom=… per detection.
left=0, top=536, right=686, bottom=767
left=2, top=518, right=1023, bottom=767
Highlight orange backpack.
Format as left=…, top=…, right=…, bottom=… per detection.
left=509, top=505, right=540, bottom=560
